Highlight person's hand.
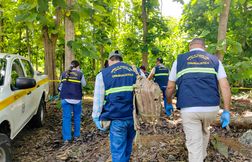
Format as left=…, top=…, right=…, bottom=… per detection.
left=93, top=118, right=107, bottom=131
left=220, top=109, right=230, bottom=128
left=165, top=104, right=173, bottom=116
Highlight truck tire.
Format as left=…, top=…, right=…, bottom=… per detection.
left=0, top=133, right=11, bottom=162
left=30, top=98, right=45, bottom=128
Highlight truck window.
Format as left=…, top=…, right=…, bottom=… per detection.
left=0, top=58, right=7, bottom=86
left=11, top=59, right=25, bottom=90
left=21, top=59, right=34, bottom=78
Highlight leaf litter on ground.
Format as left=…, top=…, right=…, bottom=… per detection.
left=12, top=93, right=252, bottom=162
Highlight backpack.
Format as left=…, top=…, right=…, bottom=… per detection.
left=132, top=66, right=163, bottom=130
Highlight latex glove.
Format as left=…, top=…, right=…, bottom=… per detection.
left=93, top=118, right=107, bottom=131
left=220, top=109, right=230, bottom=128
left=165, top=104, right=173, bottom=116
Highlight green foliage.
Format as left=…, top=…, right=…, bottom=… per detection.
left=1, top=0, right=251, bottom=88
left=52, top=0, right=67, bottom=8
left=68, top=39, right=99, bottom=59
left=70, top=11, right=80, bottom=23
left=225, top=57, right=252, bottom=87
left=37, top=0, right=48, bottom=13
left=180, top=0, right=252, bottom=87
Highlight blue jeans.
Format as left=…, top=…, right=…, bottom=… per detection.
left=61, top=100, right=82, bottom=141
left=110, top=119, right=136, bottom=162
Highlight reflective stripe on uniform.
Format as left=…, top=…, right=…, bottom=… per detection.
left=176, top=68, right=217, bottom=79
left=105, top=86, right=133, bottom=96
left=62, top=79, right=81, bottom=83
left=155, top=73, right=169, bottom=76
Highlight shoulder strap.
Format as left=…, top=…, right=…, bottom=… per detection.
left=131, top=65, right=140, bottom=76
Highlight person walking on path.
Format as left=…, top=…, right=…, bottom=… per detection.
left=148, top=58, right=173, bottom=116
left=59, top=60, right=86, bottom=144
left=166, top=38, right=231, bottom=162
left=92, top=50, right=145, bottom=162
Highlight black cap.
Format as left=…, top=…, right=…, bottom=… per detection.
left=157, top=57, right=163, bottom=63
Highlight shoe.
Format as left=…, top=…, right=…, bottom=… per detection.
left=73, top=137, right=81, bottom=143
left=61, top=140, right=70, bottom=148
left=63, top=140, right=69, bottom=144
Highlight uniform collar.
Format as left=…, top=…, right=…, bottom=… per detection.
left=190, top=48, right=205, bottom=52
left=157, top=63, right=165, bottom=67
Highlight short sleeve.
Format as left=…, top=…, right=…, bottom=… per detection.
left=169, top=60, right=177, bottom=81
left=150, top=67, right=155, bottom=75
left=217, top=60, right=227, bottom=80
left=140, top=70, right=146, bottom=78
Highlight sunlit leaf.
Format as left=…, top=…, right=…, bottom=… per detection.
left=66, top=10, right=71, bottom=17
left=18, top=2, right=36, bottom=11
left=191, top=0, right=198, bottom=6
left=199, top=30, right=210, bottom=37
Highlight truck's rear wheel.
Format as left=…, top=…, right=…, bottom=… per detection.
left=30, top=98, right=45, bottom=128
left=0, top=133, right=11, bottom=162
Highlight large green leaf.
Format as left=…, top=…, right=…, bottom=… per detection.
left=93, top=4, right=106, bottom=13
left=37, top=14, right=48, bottom=25
left=68, top=40, right=81, bottom=50
left=52, top=0, right=67, bottom=8
left=227, top=39, right=243, bottom=54
left=15, top=13, right=37, bottom=22
left=18, top=2, right=36, bottom=11
left=68, top=40, right=99, bottom=59
left=81, top=46, right=99, bottom=59
left=211, top=136, right=229, bottom=159
left=79, top=6, right=93, bottom=18
left=15, top=13, right=27, bottom=22
left=37, top=0, right=48, bottom=13
left=70, top=11, right=80, bottom=23
left=199, top=30, right=210, bottom=37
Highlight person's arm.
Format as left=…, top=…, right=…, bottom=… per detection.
left=92, top=73, right=105, bottom=119
left=219, top=78, right=231, bottom=110
left=147, top=68, right=155, bottom=80
left=217, top=60, right=231, bottom=128
left=217, top=60, right=231, bottom=110
left=166, top=61, right=177, bottom=104
left=166, top=81, right=176, bottom=104
left=81, top=75, right=86, bottom=87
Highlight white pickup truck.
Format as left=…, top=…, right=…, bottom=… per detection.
left=0, top=53, right=49, bottom=161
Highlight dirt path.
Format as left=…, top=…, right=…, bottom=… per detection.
left=12, top=96, right=252, bottom=162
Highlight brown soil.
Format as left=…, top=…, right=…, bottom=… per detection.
left=11, top=95, right=252, bottom=162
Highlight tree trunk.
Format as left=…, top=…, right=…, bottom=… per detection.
left=42, top=7, right=62, bottom=95
left=210, top=136, right=252, bottom=159
left=142, top=0, right=148, bottom=67
left=26, top=26, right=31, bottom=61
left=216, top=0, right=231, bottom=61
left=60, top=50, right=64, bottom=75
left=0, top=8, right=3, bottom=53
left=42, top=26, right=57, bottom=95
left=65, top=0, right=75, bottom=70
left=212, top=111, right=252, bottom=129
left=241, top=0, right=248, bottom=51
